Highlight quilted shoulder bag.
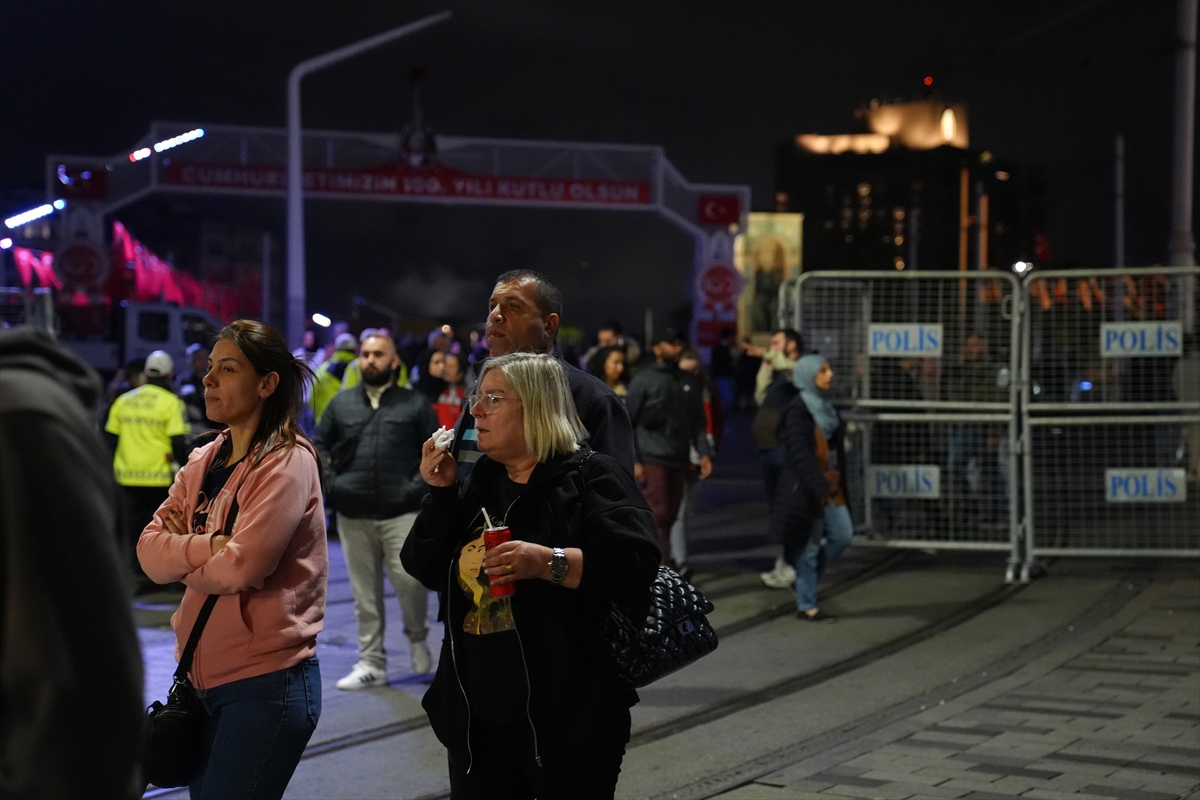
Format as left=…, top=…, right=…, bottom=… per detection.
left=600, top=565, right=719, bottom=688
left=576, top=452, right=719, bottom=688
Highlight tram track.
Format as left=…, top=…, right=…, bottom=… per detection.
left=399, top=557, right=1028, bottom=800
left=144, top=550, right=1000, bottom=800
left=224, top=555, right=912, bottom=769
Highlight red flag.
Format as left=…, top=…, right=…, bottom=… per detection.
left=698, top=195, right=740, bottom=226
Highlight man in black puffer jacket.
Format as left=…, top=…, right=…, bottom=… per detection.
left=316, top=332, right=440, bottom=688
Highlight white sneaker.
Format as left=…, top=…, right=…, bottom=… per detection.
left=760, top=556, right=796, bottom=589
left=411, top=642, right=432, bottom=675
left=336, top=661, right=387, bottom=691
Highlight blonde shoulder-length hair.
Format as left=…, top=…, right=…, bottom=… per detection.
left=479, top=352, right=586, bottom=462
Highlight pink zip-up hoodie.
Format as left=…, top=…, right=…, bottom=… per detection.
left=138, top=432, right=328, bottom=689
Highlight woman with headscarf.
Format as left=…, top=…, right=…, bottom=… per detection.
left=767, top=353, right=852, bottom=622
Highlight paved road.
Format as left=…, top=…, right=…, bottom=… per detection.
left=136, top=416, right=1199, bottom=800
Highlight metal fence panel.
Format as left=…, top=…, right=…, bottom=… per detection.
left=1024, top=416, right=1199, bottom=558
left=1023, top=267, right=1199, bottom=409
left=792, top=271, right=1022, bottom=561
left=843, top=414, right=1015, bottom=551
left=1020, top=267, right=1200, bottom=572
left=792, top=271, right=1020, bottom=408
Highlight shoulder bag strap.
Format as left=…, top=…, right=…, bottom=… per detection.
left=575, top=449, right=596, bottom=487
left=172, top=493, right=239, bottom=682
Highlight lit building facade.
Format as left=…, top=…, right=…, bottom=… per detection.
left=774, top=98, right=1046, bottom=275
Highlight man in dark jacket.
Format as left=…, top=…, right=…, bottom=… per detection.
left=316, top=332, right=440, bottom=688
left=625, top=328, right=712, bottom=565
left=0, top=328, right=144, bottom=799
left=451, top=269, right=635, bottom=475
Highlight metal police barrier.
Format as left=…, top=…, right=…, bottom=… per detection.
left=0, top=286, right=56, bottom=332
left=790, top=271, right=1022, bottom=573
left=1020, top=267, right=1200, bottom=576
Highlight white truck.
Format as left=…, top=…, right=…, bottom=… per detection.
left=1, top=287, right=220, bottom=379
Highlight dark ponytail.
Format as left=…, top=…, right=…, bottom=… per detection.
left=215, top=320, right=315, bottom=465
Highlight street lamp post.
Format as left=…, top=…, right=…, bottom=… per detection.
left=286, top=11, right=451, bottom=347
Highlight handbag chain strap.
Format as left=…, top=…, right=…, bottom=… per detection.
left=172, top=493, right=239, bottom=684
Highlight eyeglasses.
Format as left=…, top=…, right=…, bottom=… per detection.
left=467, top=392, right=516, bottom=414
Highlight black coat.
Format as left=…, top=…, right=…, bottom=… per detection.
left=766, top=397, right=847, bottom=546
left=400, top=448, right=660, bottom=767
left=625, top=361, right=711, bottom=469
left=315, top=383, right=439, bottom=519
left=0, top=329, right=145, bottom=798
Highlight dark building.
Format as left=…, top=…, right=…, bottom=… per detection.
left=775, top=99, right=1046, bottom=276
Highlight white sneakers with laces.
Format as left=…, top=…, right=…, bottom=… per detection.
left=336, top=661, right=387, bottom=691
left=336, top=642, right=433, bottom=691
left=760, top=555, right=797, bottom=589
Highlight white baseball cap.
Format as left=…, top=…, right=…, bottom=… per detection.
left=145, top=350, right=174, bottom=378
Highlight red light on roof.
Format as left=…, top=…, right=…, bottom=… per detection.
left=923, top=76, right=933, bottom=87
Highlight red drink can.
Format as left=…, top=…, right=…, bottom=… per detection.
left=483, top=526, right=516, bottom=597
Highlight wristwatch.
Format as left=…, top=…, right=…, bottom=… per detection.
left=549, top=547, right=568, bottom=586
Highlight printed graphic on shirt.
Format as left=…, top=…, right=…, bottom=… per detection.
left=457, top=529, right=514, bottom=635
left=193, top=489, right=215, bottom=536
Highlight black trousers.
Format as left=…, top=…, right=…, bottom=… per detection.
left=120, top=484, right=169, bottom=580
left=447, top=708, right=631, bottom=800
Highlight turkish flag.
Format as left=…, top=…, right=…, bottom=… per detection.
left=698, top=195, right=740, bottom=226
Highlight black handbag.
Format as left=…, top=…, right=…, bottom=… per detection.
left=141, top=592, right=218, bottom=788
left=600, top=565, right=719, bottom=689
left=141, top=493, right=237, bottom=788
left=573, top=452, right=718, bottom=688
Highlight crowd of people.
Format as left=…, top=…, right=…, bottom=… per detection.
left=0, top=266, right=863, bottom=800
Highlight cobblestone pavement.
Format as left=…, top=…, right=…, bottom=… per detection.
left=717, top=576, right=1200, bottom=800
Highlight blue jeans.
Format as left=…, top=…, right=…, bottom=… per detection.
left=786, top=505, right=854, bottom=612
left=189, top=657, right=321, bottom=800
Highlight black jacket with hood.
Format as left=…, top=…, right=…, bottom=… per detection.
left=315, top=382, right=439, bottom=519
left=400, top=447, right=660, bottom=768
left=0, top=328, right=144, bottom=799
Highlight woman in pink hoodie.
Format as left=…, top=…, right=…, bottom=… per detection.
left=138, top=320, right=328, bottom=800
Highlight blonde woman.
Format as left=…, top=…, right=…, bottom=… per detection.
left=402, top=352, right=659, bottom=799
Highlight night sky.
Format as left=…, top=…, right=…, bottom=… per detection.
left=0, top=0, right=1190, bottom=335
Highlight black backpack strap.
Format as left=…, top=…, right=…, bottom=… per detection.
left=172, top=493, right=239, bottom=683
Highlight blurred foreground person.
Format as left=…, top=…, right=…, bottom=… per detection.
left=770, top=354, right=852, bottom=622
left=0, top=327, right=144, bottom=799
left=138, top=320, right=328, bottom=800
left=403, top=353, right=659, bottom=799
